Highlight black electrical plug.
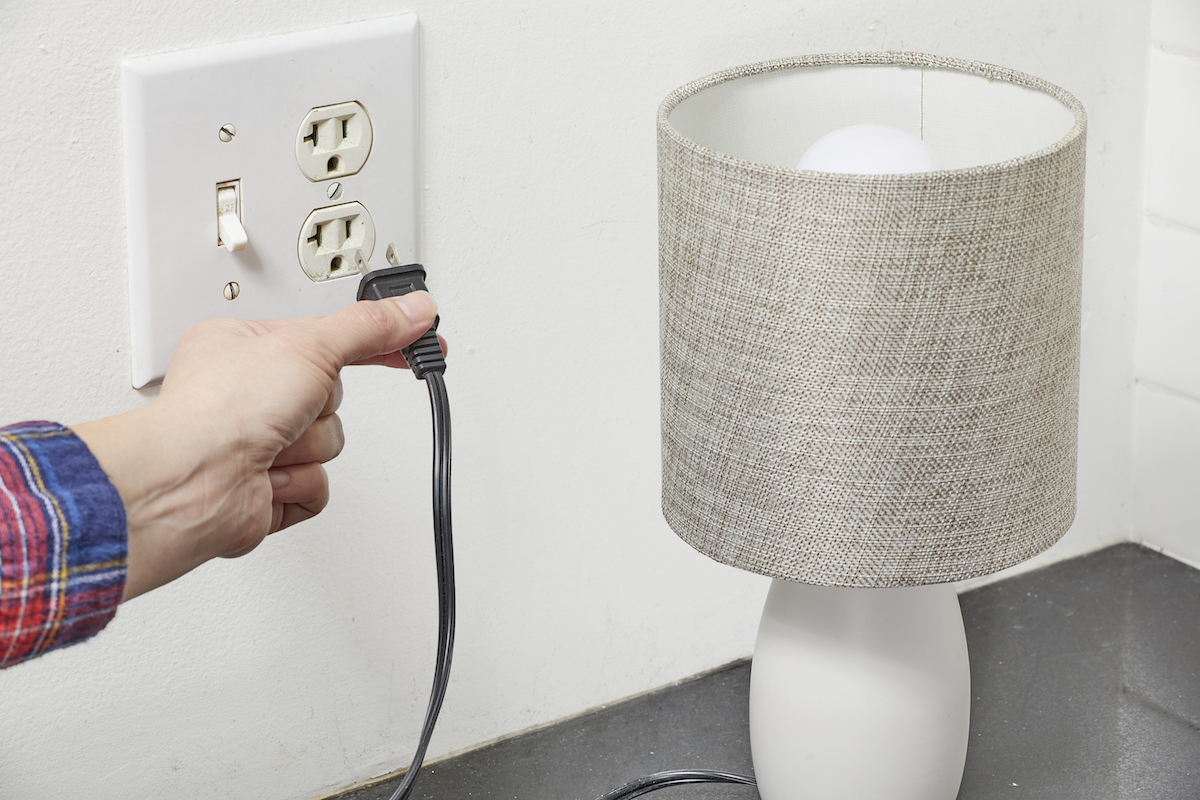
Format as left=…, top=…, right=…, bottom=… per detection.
left=356, top=246, right=446, bottom=380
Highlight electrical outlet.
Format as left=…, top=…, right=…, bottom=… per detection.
left=298, top=202, right=377, bottom=281
left=296, top=101, right=374, bottom=182
left=122, top=16, right=418, bottom=388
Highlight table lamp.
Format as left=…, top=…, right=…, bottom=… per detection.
left=657, top=53, right=1086, bottom=800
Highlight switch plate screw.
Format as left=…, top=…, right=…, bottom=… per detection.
left=218, top=123, right=236, bottom=142
left=224, top=281, right=240, bottom=300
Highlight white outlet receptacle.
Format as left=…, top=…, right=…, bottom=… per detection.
left=296, top=101, right=374, bottom=182
left=298, top=202, right=377, bottom=281
left=122, top=16, right=418, bottom=388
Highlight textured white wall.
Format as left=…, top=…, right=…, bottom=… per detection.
left=0, top=1, right=1148, bottom=798
left=1133, top=0, right=1200, bottom=567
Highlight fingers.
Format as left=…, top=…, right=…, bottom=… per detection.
left=308, top=292, right=438, bottom=370
left=224, top=462, right=330, bottom=558
left=268, top=462, right=330, bottom=533
left=273, top=415, right=344, bottom=467
left=353, top=351, right=411, bottom=368
left=353, top=334, right=449, bottom=368
left=269, top=462, right=329, bottom=505
left=276, top=500, right=324, bottom=532
left=320, top=377, right=344, bottom=417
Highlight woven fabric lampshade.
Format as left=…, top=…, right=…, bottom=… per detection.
left=658, top=53, right=1087, bottom=588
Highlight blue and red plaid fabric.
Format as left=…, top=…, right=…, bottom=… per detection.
left=0, top=422, right=126, bottom=668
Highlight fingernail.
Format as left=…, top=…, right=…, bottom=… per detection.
left=269, top=469, right=290, bottom=489
left=393, top=291, right=437, bottom=324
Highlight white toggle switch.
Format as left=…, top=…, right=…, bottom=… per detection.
left=216, top=183, right=248, bottom=252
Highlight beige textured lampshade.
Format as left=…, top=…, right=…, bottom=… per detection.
left=658, top=53, right=1087, bottom=587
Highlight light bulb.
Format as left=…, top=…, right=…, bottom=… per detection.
left=796, top=124, right=939, bottom=174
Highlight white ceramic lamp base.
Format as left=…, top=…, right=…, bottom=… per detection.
left=749, top=579, right=971, bottom=800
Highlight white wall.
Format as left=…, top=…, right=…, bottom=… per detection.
left=0, top=2, right=1149, bottom=798
left=1134, top=0, right=1200, bottom=567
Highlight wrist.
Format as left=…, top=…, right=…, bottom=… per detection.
left=73, top=402, right=263, bottom=601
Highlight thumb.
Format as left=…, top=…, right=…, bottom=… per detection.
left=310, top=291, right=438, bottom=368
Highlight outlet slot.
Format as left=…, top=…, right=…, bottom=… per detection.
left=295, top=101, right=373, bottom=182
left=297, top=201, right=376, bottom=282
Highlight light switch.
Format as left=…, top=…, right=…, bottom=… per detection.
left=216, top=181, right=247, bottom=252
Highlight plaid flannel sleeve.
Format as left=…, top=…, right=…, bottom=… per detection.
left=0, top=421, right=127, bottom=668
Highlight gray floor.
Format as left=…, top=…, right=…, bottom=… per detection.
left=957, top=542, right=1200, bottom=799
left=334, top=543, right=1200, bottom=800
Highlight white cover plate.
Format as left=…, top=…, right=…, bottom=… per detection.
left=122, top=16, right=418, bottom=388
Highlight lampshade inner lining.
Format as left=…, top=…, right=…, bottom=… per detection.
left=667, top=64, right=1078, bottom=172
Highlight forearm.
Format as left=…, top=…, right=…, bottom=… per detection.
left=0, top=422, right=127, bottom=667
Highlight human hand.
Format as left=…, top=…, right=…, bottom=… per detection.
left=73, top=293, right=439, bottom=602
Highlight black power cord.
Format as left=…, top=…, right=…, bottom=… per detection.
left=357, top=260, right=755, bottom=800
left=596, top=770, right=758, bottom=799
left=358, top=263, right=453, bottom=800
